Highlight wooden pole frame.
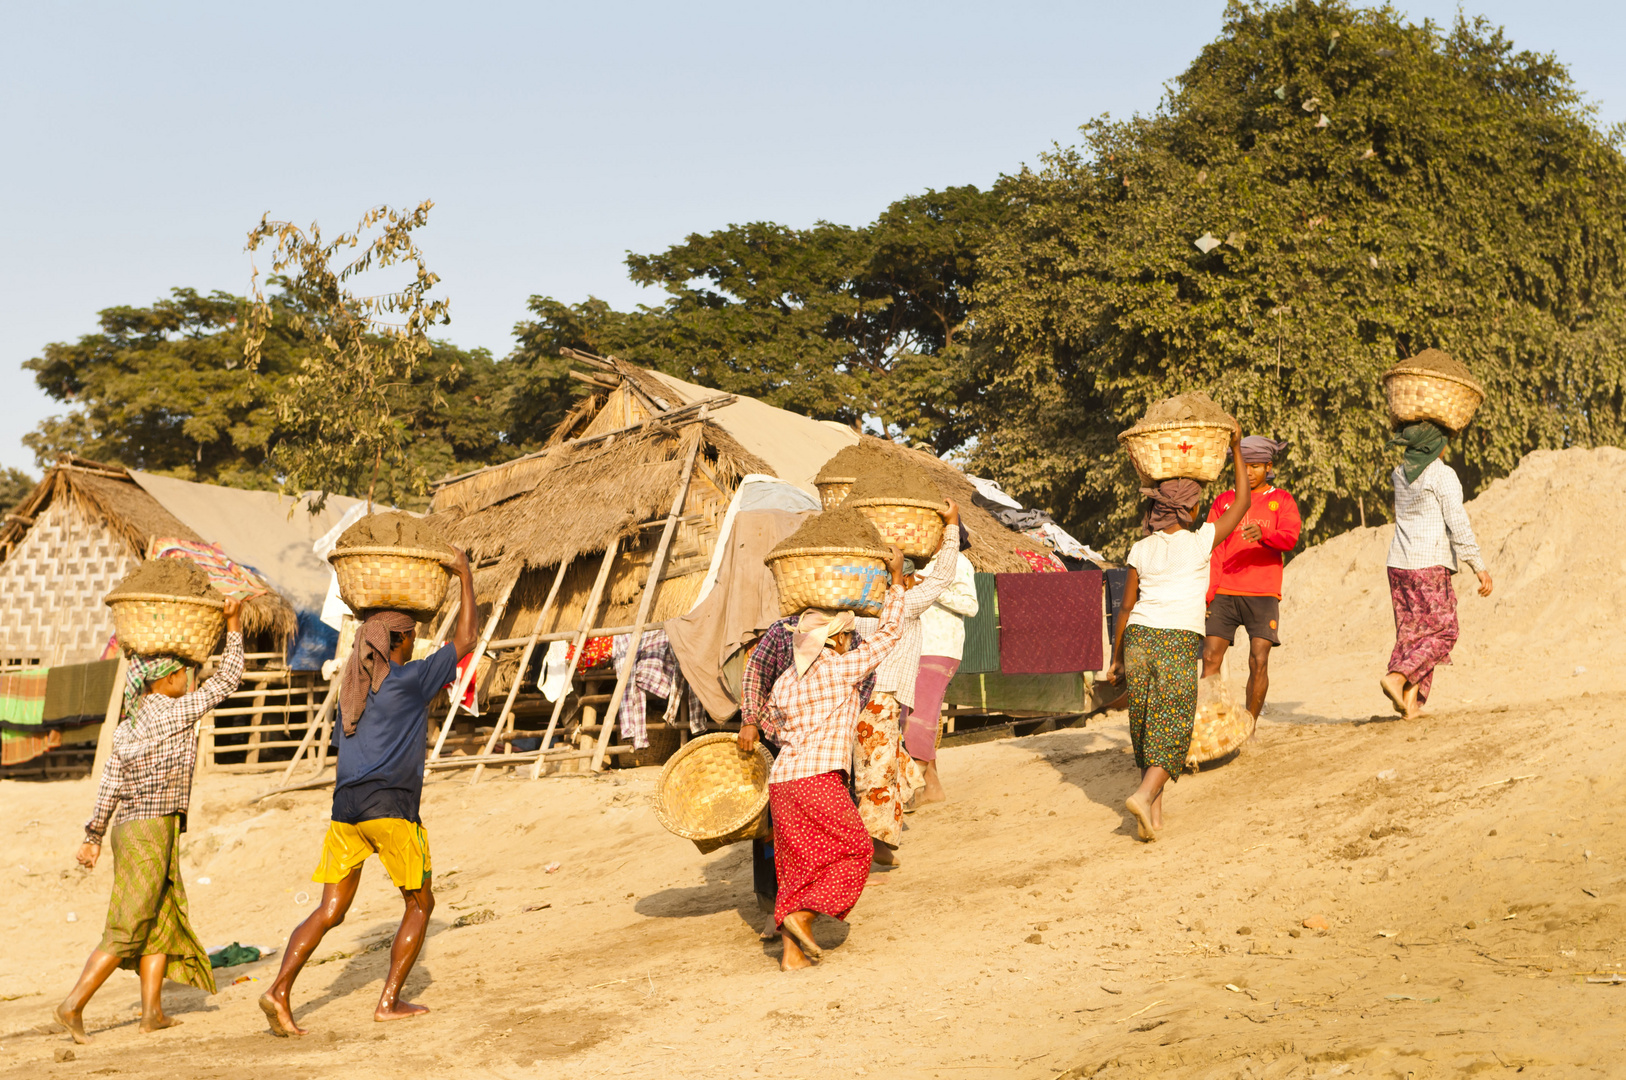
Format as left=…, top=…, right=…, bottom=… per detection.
left=90, top=655, right=129, bottom=784
left=427, top=575, right=518, bottom=762
left=469, top=560, right=569, bottom=784
left=590, top=431, right=702, bottom=771
left=529, top=538, right=620, bottom=779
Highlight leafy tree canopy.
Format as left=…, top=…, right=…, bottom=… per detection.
left=0, top=467, right=35, bottom=515
left=971, top=0, right=1626, bottom=553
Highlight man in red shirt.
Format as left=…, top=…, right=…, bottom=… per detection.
left=1203, top=436, right=1301, bottom=718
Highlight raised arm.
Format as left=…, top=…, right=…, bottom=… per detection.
left=450, top=547, right=478, bottom=659
left=844, top=546, right=910, bottom=673
left=934, top=555, right=978, bottom=618
left=1211, top=426, right=1252, bottom=549
left=117, top=605, right=245, bottom=754
left=902, top=505, right=962, bottom=618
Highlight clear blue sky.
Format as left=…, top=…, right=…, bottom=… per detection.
left=2, top=1, right=1621, bottom=476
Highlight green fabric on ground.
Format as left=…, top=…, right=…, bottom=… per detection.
left=208, top=942, right=262, bottom=969
left=958, top=573, right=1001, bottom=674
left=944, top=671, right=1087, bottom=713
left=98, top=814, right=217, bottom=994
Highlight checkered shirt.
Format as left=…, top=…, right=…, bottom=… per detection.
left=1387, top=459, right=1485, bottom=574
left=84, top=632, right=244, bottom=844
left=741, top=618, right=872, bottom=740
left=764, top=585, right=905, bottom=785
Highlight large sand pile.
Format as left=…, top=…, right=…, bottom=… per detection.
left=1276, top=446, right=1626, bottom=715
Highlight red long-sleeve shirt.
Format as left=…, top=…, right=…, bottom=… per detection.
left=1206, top=486, right=1302, bottom=602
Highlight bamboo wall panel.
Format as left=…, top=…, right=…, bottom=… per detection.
left=0, top=500, right=136, bottom=664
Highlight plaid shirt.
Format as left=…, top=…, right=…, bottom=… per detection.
left=742, top=618, right=872, bottom=740
left=764, top=585, right=905, bottom=785
left=84, top=632, right=244, bottom=844
left=1388, top=459, right=1486, bottom=574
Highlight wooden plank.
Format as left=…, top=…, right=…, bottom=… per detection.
left=480, top=624, right=638, bottom=652
left=471, top=559, right=570, bottom=784
left=428, top=574, right=517, bottom=762
left=244, top=686, right=269, bottom=764
left=591, top=431, right=702, bottom=771
left=529, top=539, right=620, bottom=779
left=274, top=679, right=338, bottom=785
left=90, top=654, right=129, bottom=784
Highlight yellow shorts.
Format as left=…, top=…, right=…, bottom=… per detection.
left=312, top=819, right=431, bottom=890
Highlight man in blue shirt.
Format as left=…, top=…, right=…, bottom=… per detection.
left=260, top=548, right=476, bottom=1037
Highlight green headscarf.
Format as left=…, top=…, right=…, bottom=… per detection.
left=122, top=654, right=184, bottom=721
left=1389, top=421, right=1447, bottom=484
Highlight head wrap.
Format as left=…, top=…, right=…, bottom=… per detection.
left=791, top=608, right=857, bottom=677
left=1389, top=421, right=1447, bottom=485
left=122, top=654, right=184, bottom=721
left=1239, top=436, right=1286, bottom=465
left=340, top=610, right=418, bottom=736
left=1140, top=478, right=1204, bottom=536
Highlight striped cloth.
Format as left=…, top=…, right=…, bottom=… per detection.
left=0, top=669, right=52, bottom=766
left=149, top=538, right=268, bottom=598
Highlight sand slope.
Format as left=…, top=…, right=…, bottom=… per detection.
left=1, top=447, right=1622, bottom=1079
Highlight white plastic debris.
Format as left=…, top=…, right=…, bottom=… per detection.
left=1316, top=114, right=1330, bottom=128
left=197, top=876, right=211, bottom=885
left=1376, top=769, right=1397, bottom=781
left=66, top=912, right=78, bottom=923
left=1575, top=665, right=1587, bottom=676
left=294, top=891, right=310, bottom=905
left=544, top=861, right=562, bottom=874
left=1194, top=233, right=1221, bottom=254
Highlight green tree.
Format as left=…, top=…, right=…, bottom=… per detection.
left=514, top=185, right=1006, bottom=454
left=972, top=0, right=1626, bottom=554
left=0, top=467, right=35, bottom=514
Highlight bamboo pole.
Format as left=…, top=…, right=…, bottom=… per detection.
left=274, top=678, right=338, bottom=785
left=428, top=575, right=517, bottom=762
left=591, top=432, right=702, bottom=771
left=244, top=686, right=269, bottom=764
left=470, top=560, right=569, bottom=784
left=529, top=539, right=620, bottom=780
left=90, top=655, right=129, bottom=784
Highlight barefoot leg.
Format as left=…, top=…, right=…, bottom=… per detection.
left=780, top=930, right=813, bottom=971
left=916, top=759, right=946, bottom=804
left=137, top=953, right=181, bottom=1033
left=1125, top=767, right=1171, bottom=842
left=779, top=910, right=822, bottom=963
left=1401, top=680, right=1422, bottom=721
left=261, top=871, right=361, bottom=1036
left=870, top=838, right=898, bottom=867
left=56, top=949, right=121, bottom=1044
left=375, top=879, right=433, bottom=1022
left=1380, top=671, right=1408, bottom=715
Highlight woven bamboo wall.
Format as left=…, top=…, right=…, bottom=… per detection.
left=0, top=500, right=135, bottom=665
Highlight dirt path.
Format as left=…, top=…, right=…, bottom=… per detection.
left=2, top=638, right=1621, bottom=1079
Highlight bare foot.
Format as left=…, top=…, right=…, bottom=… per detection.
left=259, top=992, right=307, bottom=1037
left=139, top=1014, right=182, bottom=1033
left=1401, top=682, right=1422, bottom=721
left=54, top=1002, right=92, bottom=1045
left=780, top=935, right=814, bottom=971
left=871, top=839, right=899, bottom=867
left=917, top=761, right=947, bottom=804
left=780, top=911, right=822, bottom=962
left=759, top=917, right=781, bottom=942
left=1124, top=794, right=1158, bottom=842
left=1380, top=672, right=1407, bottom=715
left=375, top=1000, right=429, bottom=1023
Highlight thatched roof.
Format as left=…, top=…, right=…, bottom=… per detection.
left=826, top=436, right=1057, bottom=576
left=0, top=456, right=298, bottom=638
left=431, top=419, right=771, bottom=584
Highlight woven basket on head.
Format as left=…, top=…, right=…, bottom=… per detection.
left=1186, top=700, right=1256, bottom=767
left=816, top=477, right=855, bottom=510
left=329, top=546, right=455, bottom=617
left=652, top=732, right=774, bottom=854
left=764, top=546, right=891, bottom=618
left=847, top=497, right=947, bottom=561
left=105, top=594, right=227, bottom=665
left=1118, top=421, right=1233, bottom=483
left=1383, top=368, right=1485, bottom=433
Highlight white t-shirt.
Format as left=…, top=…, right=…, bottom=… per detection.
left=1125, top=523, right=1215, bottom=636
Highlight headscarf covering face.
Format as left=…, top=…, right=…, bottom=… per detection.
left=791, top=608, right=857, bottom=677
left=122, top=654, right=184, bottom=721
left=1389, top=421, right=1447, bottom=485
left=1140, top=478, right=1204, bottom=536
left=340, top=610, right=418, bottom=736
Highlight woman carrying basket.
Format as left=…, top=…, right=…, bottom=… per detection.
left=57, top=598, right=247, bottom=1044
left=1106, top=424, right=1250, bottom=842
left=760, top=544, right=907, bottom=970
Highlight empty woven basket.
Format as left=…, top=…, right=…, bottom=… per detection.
left=764, top=546, right=890, bottom=617
left=1186, top=699, right=1256, bottom=767
left=329, top=546, right=454, bottom=617
left=652, top=732, right=774, bottom=854
left=815, top=477, right=855, bottom=510
left=1118, top=421, right=1233, bottom=483
left=106, top=594, right=227, bottom=664
left=847, top=497, right=947, bottom=561
left=1383, top=367, right=1484, bottom=433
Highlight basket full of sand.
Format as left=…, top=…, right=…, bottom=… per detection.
left=105, top=557, right=228, bottom=664
left=763, top=505, right=891, bottom=617
left=328, top=512, right=458, bottom=617
left=1383, top=349, right=1485, bottom=433
left=1118, top=392, right=1237, bottom=483
left=652, top=732, right=774, bottom=854
left=841, top=461, right=948, bottom=561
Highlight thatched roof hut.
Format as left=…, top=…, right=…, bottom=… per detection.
left=0, top=456, right=298, bottom=663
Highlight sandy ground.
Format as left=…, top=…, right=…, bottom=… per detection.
left=2, top=646, right=1622, bottom=1080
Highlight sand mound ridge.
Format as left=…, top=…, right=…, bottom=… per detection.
left=335, top=510, right=453, bottom=555
left=1281, top=446, right=1626, bottom=676
left=769, top=505, right=887, bottom=555
left=107, top=556, right=223, bottom=601
left=1392, top=347, right=1477, bottom=383
left=843, top=457, right=943, bottom=504
left=1134, top=390, right=1234, bottom=427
